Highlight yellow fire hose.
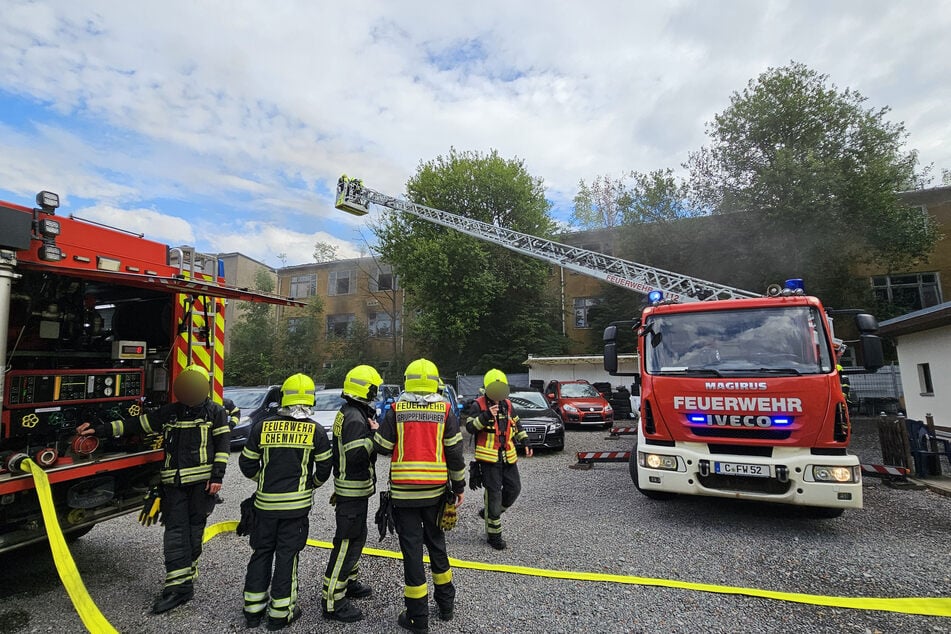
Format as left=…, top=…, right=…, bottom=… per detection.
left=207, top=521, right=951, bottom=618
left=19, top=452, right=951, bottom=634
left=22, top=458, right=119, bottom=634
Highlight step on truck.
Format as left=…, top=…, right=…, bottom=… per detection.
left=0, top=191, right=297, bottom=552
left=603, top=282, right=884, bottom=515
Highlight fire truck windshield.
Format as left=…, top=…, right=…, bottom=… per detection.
left=644, top=306, right=834, bottom=377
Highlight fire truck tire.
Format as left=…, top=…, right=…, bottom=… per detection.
left=806, top=506, right=845, bottom=519
left=629, top=450, right=675, bottom=500
left=64, top=525, right=95, bottom=543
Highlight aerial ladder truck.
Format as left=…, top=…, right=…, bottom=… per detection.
left=335, top=176, right=884, bottom=516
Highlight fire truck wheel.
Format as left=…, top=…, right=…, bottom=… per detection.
left=64, top=525, right=95, bottom=543
left=629, top=450, right=675, bottom=500
left=806, top=506, right=845, bottom=519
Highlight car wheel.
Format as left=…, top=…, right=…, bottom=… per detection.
left=629, top=449, right=675, bottom=500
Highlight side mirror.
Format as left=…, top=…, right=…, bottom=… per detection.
left=860, top=334, right=884, bottom=372
left=604, top=342, right=619, bottom=374
left=855, top=313, right=879, bottom=333
left=546, top=393, right=556, bottom=401
left=603, top=325, right=618, bottom=343
left=267, top=401, right=279, bottom=412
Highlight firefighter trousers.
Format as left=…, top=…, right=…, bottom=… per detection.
left=243, top=513, right=309, bottom=622
left=322, top=497, right=368, bottom=612
left=161, top=482, right=215, bottom=592
left=481, top=461, right=521, bottom=537
left=394, top=502, right=455, bottom=622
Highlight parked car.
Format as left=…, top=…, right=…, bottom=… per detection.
left=544, top=379, right=614, bottom=429
left=224, top=385, right=281, bottom=450
left=375, top=383, right=403, bottom=420
left=509, top=390, right=565, bottom=451
left=313, top=388, right=346, bottom=436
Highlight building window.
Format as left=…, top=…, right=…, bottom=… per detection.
left=871, top=273, right=942, bottom=311
left=573, top=297, right=601, bottom=329
left=368, top=311, right=400, bottom=337
left=329, top=270, right=354, bottom=296
left=289, top=274, right=316, bottom=298
left=370, top=266, right=398, bottom=292
left=287, top=317, right=303, bottom=334
left=326, top=313, right=355, bottom=339
left=917, top=363, right=934, bottom=396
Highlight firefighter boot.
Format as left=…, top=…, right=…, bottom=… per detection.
left=437, top=600, right=454, bottom=621
left=346, top=580, right=373, bottom=599
left=266, top=606, right=301, bottom=631
left=151, top=586, right=194, bottom=614
left=323, top=600, right=364, bottom=623
left=487, top=534, right=508, bottom=550
left=398, top=610, right=429, bottom=633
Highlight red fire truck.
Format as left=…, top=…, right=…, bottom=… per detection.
left=335, top=176, right=884, bottom=516
left=0, top=191, right=296, bottom=552
left=603, top=283, right=883, bottom=516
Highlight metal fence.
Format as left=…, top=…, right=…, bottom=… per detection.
left=847, top=363, right=904, bottom=416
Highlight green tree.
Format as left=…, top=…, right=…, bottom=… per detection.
left=687, top=61, right=939, bottom=306
left=279, top=296, right=324, bottom=377
left=374, top=148, right=567, bottom=375
left=226, top=269, right=281, bottom=385
left=318, top=321, right=376, bottom=387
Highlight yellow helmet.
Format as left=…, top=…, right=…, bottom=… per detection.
left=174, top=364, right=211, bottom=407
left=281, top=373, right=316, bottom=407
left=404, top=358, right=440, bottom=394
left=483, top=368, right=510, bottom=402
left=343, top=365, right=383, bottom=405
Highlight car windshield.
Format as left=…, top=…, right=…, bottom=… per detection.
left=224, top=388, right=268, bottom=410
left=314, top=392, right=345, bottom=411
left=644, top=306, right=834, bottom=376
left=560, top=383, right=600, bottom=398
left=509, top=392, right=549, bottom=411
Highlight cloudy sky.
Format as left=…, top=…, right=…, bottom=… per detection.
left=1, top=1, right=949, bottom=266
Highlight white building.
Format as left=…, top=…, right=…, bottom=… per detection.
left=879, top=301, right=951, bottom=425
left=524, top=354, right=639, bottom=389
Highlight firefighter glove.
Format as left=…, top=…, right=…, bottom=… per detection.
left=437, top=488, right=458, bottom=531
left=236, top=495, right=256, bottom=537
left=468, top=460, right=483, bottom=490
left=375, top=490, right=395, bottom=542
left=138, top=487, right=162, bottom=527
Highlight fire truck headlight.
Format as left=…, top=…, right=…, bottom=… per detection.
left=812, top=465, right=858, bottom=483
left=641, top=452, right=678, bottom=471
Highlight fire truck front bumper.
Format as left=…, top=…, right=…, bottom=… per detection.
left=636, top=443, right=863, bottom=509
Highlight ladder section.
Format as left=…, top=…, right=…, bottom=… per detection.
left=337, top=177, right=761, bottom=303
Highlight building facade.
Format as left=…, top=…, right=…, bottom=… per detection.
left=217, top=252, right=277, bottom=354
left=275, top=256, right=410, bottom=377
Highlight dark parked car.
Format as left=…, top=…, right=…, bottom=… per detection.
left=509, top=390, right=565, bottom=451
left=224, top=385, right=281, bottom=450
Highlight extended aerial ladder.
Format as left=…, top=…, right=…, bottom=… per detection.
left=335, top=176, right=761, bottom=303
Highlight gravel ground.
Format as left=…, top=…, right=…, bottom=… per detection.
left=2, top=418, right=950, bottom=634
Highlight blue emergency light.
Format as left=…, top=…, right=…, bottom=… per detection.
left=687, top=415, right=706, bottom=424
left=784, top=278, right=805, bottom=293
left=648, top=290, right=664, bottom=304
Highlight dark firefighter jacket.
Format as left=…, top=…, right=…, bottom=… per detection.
left=239, top=413, right=333, bottom=517
left=100, top=399, right=230, bottom=486
left=332, top=401, right=378, bottom=500
left=374, top=393, right=466, bottom=506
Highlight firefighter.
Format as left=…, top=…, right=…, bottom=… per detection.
left=223, top=397, right=241, bottom=429
left=373, top=359, right=466, bottom=633
left=466, top=369, right=531, bottom=550
left=239, top=373, right=332, bottom=630
left=75, top=364, right=229, bottom=614
left=322, top=365, right=384, bottom=623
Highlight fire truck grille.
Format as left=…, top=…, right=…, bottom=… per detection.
left=690, top=427, right=791, bottom=441
left=697, top=473, right=792, bottom=495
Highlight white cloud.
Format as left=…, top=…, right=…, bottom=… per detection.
left=73, top=204, right=196, bottom=244
left=200, top=220, right=362, bottom=267
left=0, top=0, right=949, bottom=243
